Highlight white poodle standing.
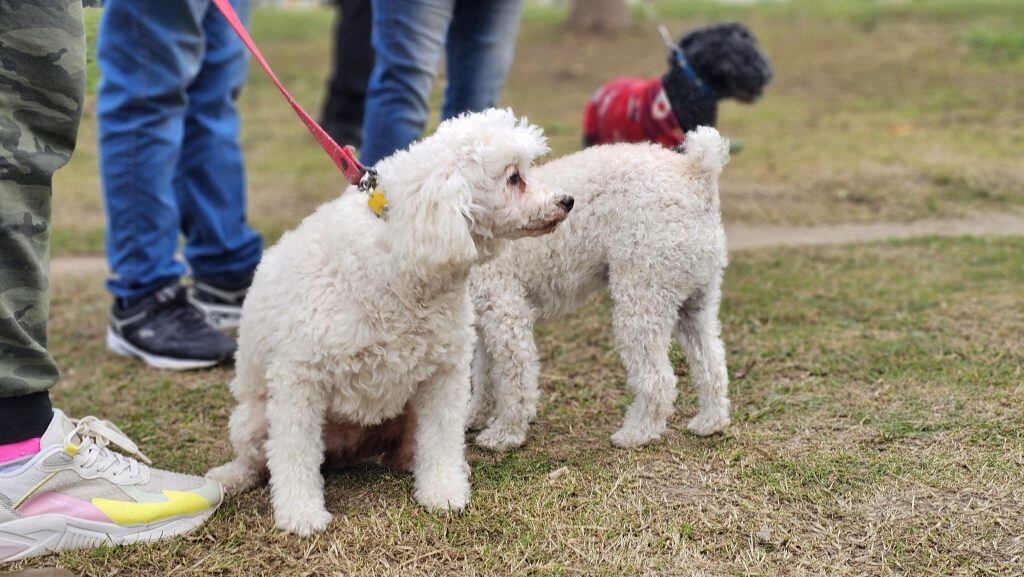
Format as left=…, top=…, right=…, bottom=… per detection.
left=207, top=109, right=573, bottom=536
left=468, top=127, right=732, bottom=451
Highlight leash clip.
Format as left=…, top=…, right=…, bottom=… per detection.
left=358, top=168, right=378, bottom=192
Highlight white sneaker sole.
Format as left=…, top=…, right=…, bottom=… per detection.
left=190, top=299, right=242, bottom=330
left=106, top=328, right=222, bottom=371
left=0, top=509, right=215, bottom=562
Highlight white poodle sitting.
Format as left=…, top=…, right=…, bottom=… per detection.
left=467, top=127, right=732, bottom=451
left=207, top=109, right=573, bottom=536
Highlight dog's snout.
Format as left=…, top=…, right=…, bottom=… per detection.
left=558, top=195, right=574, bottom=213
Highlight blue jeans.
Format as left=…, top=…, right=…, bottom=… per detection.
left=97, top=0, right=262, bottom=302
left=360, top=0, right=523, bottom=166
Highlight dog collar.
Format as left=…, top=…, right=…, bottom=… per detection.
left=670, top=48, right=714, bottom=98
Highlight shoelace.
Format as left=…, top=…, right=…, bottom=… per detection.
left=63, top=416, right=152, bottom=481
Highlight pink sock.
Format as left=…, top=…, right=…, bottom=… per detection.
left=0, top=437, right=41, bottom=464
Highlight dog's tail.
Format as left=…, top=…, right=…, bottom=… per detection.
left=677, top=126, right=730, bottom=182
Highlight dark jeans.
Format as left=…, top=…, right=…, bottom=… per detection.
left=321, top=0, right=375, bottom=148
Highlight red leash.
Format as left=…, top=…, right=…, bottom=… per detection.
left=211, top=0, right=369, bottom=186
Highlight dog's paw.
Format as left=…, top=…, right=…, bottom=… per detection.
left=274, top=506, right=333, bottom=536
left=415, top=467, right=470, bottom=512
left=610, top=424, right=663, bottom=448
left=207, top=460, right=262, bottom=495
left=687, top=408, right=731, bottom=436
left=474, top=422, right=527, bottom=452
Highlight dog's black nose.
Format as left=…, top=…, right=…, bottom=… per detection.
left=558, top=195, right=574, bottom=213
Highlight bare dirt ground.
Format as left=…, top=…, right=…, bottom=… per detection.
left=50, top=212, right=1024, bottom=279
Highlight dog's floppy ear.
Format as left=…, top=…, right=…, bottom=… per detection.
left=390, top=169, right=478, bottom=274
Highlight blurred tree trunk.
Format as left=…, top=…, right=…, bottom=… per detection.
left=567, top=0, right=631, bottom=33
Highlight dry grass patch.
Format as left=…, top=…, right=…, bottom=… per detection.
left=3, top=236, right=1020, bottom=575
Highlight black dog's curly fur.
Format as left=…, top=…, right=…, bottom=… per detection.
left=662, top=23, right=772, bottom=133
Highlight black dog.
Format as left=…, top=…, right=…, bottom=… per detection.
left=583, top=23, right=772, bottom=148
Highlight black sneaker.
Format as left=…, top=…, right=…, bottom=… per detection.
left=106, top=285, right=236, bottom=370
left=189, top=278, right=249, bottom=330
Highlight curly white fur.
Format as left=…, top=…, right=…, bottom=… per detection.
left=207, top=109, right=570, bottom=535
left=468, top=126, right=732, bottom=451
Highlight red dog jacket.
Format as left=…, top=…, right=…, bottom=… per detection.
left=583, top=77, right=686, bottom=149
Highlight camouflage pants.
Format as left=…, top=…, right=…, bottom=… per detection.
left=0, top=0, right=85, bottom=400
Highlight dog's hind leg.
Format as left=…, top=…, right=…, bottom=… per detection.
left=676, top=275, right=731, bottom=436
left=466, top=332, right=495, bottom=431
left=207, top=392, right=269, bottom=495
left=609, top=278, right=682, bottom=448
left=474, top=287, right=540, bottom=452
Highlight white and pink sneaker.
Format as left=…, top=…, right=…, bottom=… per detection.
left=0, top=410, right=222, bottom=562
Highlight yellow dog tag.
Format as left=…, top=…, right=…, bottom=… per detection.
left=367, top=188, right=388, bottom=218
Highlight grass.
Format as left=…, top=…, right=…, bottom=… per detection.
left=52, top=0, right=1024, bottom=255
left=9, top=236, right=1024, bottom=576
left=966, top=26, right=1024, bottom=61
left=15, top=1, right=1024, bottom=574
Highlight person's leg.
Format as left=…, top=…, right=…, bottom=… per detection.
left=177, top=0, right=262, bottom=289
left=441, top=0, right=523, bottom=120
left=360, top=0, right=454, bottom=166
left=97, top=0, right=205, bottom=304
left=98, top=0, right=236, bottom=368
left=0, top=0, right=84, bottom=447
left=0, top=4, right=225, bottom=562
left=321, top=0, right=375, bottom=147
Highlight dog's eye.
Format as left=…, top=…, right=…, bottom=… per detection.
left=508, top=172, right=521, bottom=186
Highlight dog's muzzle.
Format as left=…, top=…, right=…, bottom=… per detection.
left=519, top=195, right=574, bottom=237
